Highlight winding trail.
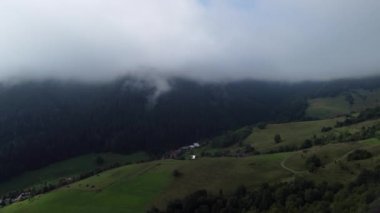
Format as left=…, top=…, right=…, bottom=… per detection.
left=280, top=146, right=362, bottom=175
left=280, top=154, right=306, bottom=175
left=336, top=149, right=356, bottom=161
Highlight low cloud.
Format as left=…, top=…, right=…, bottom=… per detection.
left=122, top=73, right=171, bottom=108
left=0, top=0, right=380, bottom=82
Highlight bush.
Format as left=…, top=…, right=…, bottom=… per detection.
left=244, top=144, right=255, bottom=153
left=306, top=155, right=321, bottom=172
left=347, top=149, right=372, bottom=161
left=257, top=123, right=267, bottom=129
left=274, top=134, right=282, bottom=144
left=172, top=169, right=183, bottom=178
left=300, top=139, right=313, bottom=149
left=321, top=127, right=333, bottom=132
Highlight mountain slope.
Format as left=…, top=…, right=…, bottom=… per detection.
left=2, top=111, right=380, bottom=212
left=1, top=153, right=292, bottom=213
left=0, top=152, right=148, bottom=196
left=306, top=88, right=380, bottom=118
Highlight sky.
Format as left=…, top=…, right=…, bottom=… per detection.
left=0, top=0, right=380, bottom=82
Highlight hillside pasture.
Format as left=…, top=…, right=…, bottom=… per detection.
left=306, top=89, right=380, bottom=119
left=1, top=153, right=293, bottom=213
left=0, top=152, right=149, bottom=196
left=244, top=118, right=339, bottom=152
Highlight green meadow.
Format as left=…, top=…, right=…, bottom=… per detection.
left=2, top=112, right=380, bottom=212
left=1, top=153, right=293, bottom=213
left=306, top=89, right=380, bottom=119
left=0, top=152, right=149, bottom=196
left=244, top=118, right=339, bottom=152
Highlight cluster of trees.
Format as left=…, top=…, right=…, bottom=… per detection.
left=265, top=122, right=379, bottom=155
left=300, top=124, right=380, bottom=151
left=257, top=123, right=267, bottom=129
left=154, top=179, right=342, bottom=213
left=266, top=122, right=379, bottom=155
left=267, top=145, right=299, bottom=154
left=305, top=155, right=322, bottom=172
left=157, top=165, right=380, bottom=213
left=300, top=140, right=313, bottom=149
left=274, top=134, right=282, bottom=144
left=321, top=126, right=333, bottom=132
left=299, top=134, right=331, bottom=150
left=347, top=149, right=373, bottom=161
left=336, top=107, right=380, bottom=127
left=338, top=126, right=379, bottom=142
left=200, top=144, right=258, bottom=158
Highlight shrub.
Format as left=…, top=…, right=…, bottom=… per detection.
left=301, top=139, right=313, bottom=149
left=321, top=126, right=333, bottom=132
left=244, top=144, right=255, bottom=153
left=347, top=149, right=372, bottom=161
left=274, top=134, right=282, bottom=144
left=306, top=155, right=321, bottom=172
left=257, top=123, right=267, bottom=129
left=172, top=169, right=183, bottom=178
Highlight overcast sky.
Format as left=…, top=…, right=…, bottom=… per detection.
left=0, top=0, right=380, bottom=82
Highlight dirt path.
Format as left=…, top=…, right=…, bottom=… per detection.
left=280, top=154, right=306, bottom=175
left=281, top=146, right=360, bottom=175
left=336, top=142, right=380, bottom=162
left=336, top=149, right=356, bottom=162
left=281, top=141, right=380, bottom=176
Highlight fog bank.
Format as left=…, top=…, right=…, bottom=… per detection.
left=0, top=0, right=380, bottom=82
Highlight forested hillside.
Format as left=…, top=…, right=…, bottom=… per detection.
left=0, top=76, right=380, bottom=182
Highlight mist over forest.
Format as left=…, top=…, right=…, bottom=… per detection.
left=1, top=1, right=380, bottom=212
left=0, top=75, right=379, bottom=181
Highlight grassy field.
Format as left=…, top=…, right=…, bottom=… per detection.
left=0, top=152, right=149, bottom=196
left=306, top=89, right=380, bottom=119
left=154, top=152, right=292, bottom=208
left=4, top=135, right=380, bottom=213
left=309, top=138, right=380, bottom=183
left=2, top=115, right=380, bottom=212
left=284, top=143, right=361, bottom=171
left=306, top=96, right=351, bottom=118
left=1, top=162, right=170, bottom=213
left=1, top=153, right=293, bottom=213
left=243, top=118, right=340, bottom=152
left=193, top=118, right=343, bottom=155
left=281, top=138, right=380, bottom=183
